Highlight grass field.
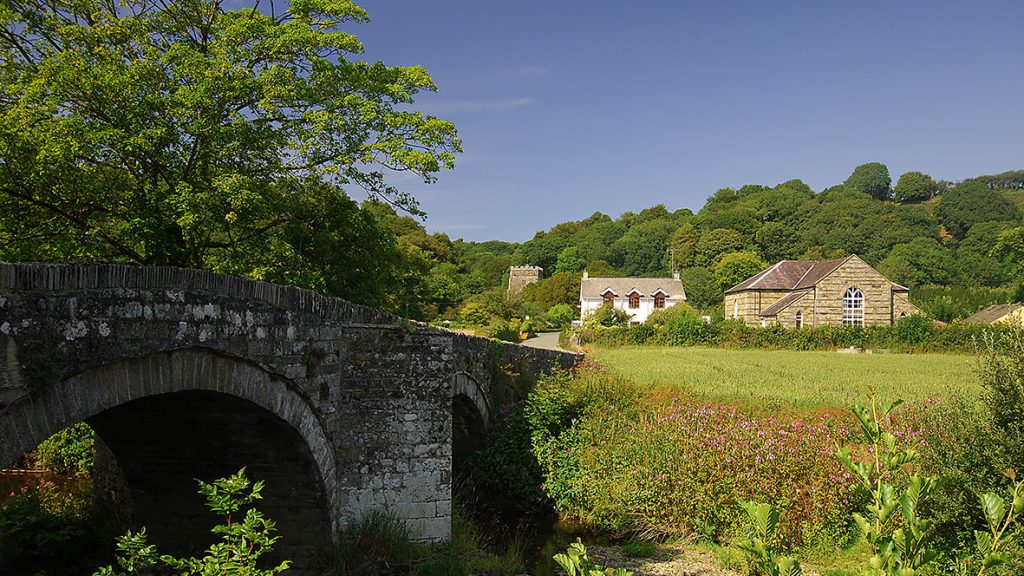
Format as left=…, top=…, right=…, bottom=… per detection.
left=594, top=346, right=981, bottom=408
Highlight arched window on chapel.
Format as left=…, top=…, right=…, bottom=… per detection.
left=842, top=287, right=864, bottom=327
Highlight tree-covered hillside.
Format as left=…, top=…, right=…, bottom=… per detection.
left=449, top=165, right=1024, bottom=326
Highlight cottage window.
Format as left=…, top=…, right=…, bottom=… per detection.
left=733, top=298, right=739, bottom=319
left=654, top=293, right=666, bottom=309
left=628, top=293, right=640, bottom=309
left=603, top=292, right=614, bottom=304
left=795, top=310, right=803, bottom=329
left=842, top=287, right=864, bottom=327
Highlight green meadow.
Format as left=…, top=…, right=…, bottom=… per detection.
left=594, top=346, right=980, bottom=408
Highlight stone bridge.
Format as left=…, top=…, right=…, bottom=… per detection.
left=0, top=264, right=578, bottom=568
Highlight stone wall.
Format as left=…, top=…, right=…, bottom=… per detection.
left=0, top=263, right=579, bottom=570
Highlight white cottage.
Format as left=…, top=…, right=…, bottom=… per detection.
left=579, top=271, right=687, bottom=324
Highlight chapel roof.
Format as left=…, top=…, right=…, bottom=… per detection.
left=724, top=257, right=850, bottom=294
left=758, top=290, right=811, bottom=317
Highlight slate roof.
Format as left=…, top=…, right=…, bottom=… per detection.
left=758, top=290, right=811, bottom=317
left=580, top=276, right=687, bottom=300
left=725, top=257, right=850, bottom=294
left=963, top=303, right=1023, bottom=324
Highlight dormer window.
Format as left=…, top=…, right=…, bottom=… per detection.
left=602, top=291, right=615, bottom=304
left=629, top=293, right=640, bottom=309
left=654, top=293, right=666, bottom=309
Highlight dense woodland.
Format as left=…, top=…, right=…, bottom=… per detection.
left=349, top=166, right=1024, bottom=326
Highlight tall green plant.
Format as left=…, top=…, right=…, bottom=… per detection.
left=553, top=539, right=632, bottom=576
left=93, top=468, right=289, bottom=576
left=835, top=395, right=945, bottom=575
left=952, top=474, right=1024, bottom=576
left=736, top=500, right=803, bottom=576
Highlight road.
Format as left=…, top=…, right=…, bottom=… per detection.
left=521, top=331, right=566, bottom=351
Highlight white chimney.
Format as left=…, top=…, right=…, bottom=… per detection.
left=672, top=270, right=680, bottom=280
left=582, top=270, right=589, bottom=280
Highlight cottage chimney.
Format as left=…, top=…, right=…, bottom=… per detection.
left=582, top=270, right=589, bottom=280
left=672, top=270, right=680, bottom=280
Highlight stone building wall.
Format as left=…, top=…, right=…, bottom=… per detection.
left=726, top=290, right=792, bottom=324
left=507, top=266, right=543, bottom=297
left=772, top=292, right=814, bottom=328
left=892, top=291, right=920, bottom=320
left=811, top=256, right=895, bottom=327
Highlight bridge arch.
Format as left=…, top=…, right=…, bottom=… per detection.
left=0, top=348, right=337, bottom=564
left=450, top=371, right=490, bottom=426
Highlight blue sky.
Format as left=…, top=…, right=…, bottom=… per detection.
left=354, top=1, right=1024, bottom=242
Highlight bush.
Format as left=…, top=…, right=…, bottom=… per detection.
left=583, top=302, right=630, bottom=328
left=894, top=314, right=936, bottom=349
left=572, top=314, right=1019, bottom=354
left=917, top=335, right=1024, bottom=573
left=95, top=469, right=291, bottom=576
left=545, top=303, right=576, bottom=329
left=0, top=475, right=101, bottom=572
left=35, top=423, right=95, bottom=475
left=482, top=320, right=520, bottom=343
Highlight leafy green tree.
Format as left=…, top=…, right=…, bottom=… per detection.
left=844, top=162, right=892, bottom=201
left=523, top=272, right=581, bottom=310
left=679, top=267, right=722, bottom=311
left=545, top=304, right=577, bottom=328
left=611, top=219, right=676, bottom=276
left=695, top=205, right=761, bottom=237
left=754, top=221, right=800, bottom=263
left=555, top=246, right=587, bottom=274
left=696, top=228, right=748, bottom=268
left=512, top=231, right=566, bottom=272
left=876, top=238, right=954, bottom=288
left=994, top=226, right=1024, bottom=279
left=935, top=182, right=1019, bottom=239
left=0, top=0, right=458, bottom=301
left=893, top=171, right=938, bottom=203
left=669, top=223, right=699, bottom=269
left=958, top=221, right=1014, bottom=287
left=584, top=260, right=622, bottom=277
left=714, top=251, right=767, bottom=290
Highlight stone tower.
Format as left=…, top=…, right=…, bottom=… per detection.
left=507, top=266, right=543, bottom=296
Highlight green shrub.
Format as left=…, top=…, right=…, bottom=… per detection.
left=0, top=475, right=103, bottom=572
left=466, top=402, right=552, bottom=515
left=35, top=423, right=95, bottom=475
left=584, top=302, right=630, bottom=328
left=483, top=320, right=520, bottom=343
left=894, top=314, right=936, bottom=349
left=94, top=468, right=289, bottom=576
left=458, top=301, right=493, bottom=326
left=919, top=335, right=1024, bottom=573
left=546, top=304, right=577, bottom=329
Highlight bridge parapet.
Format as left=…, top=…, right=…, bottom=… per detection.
left=0, top=263, right=579, bottom=569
